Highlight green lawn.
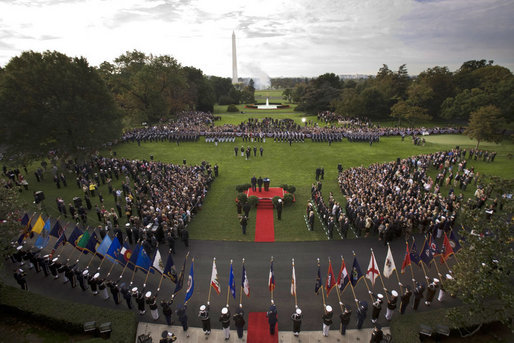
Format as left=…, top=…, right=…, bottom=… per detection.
left=19, top=129, right=514, bottom=242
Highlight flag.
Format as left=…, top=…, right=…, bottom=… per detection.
left=184, top=259, right=194, bottom=303
left=31, top=215, right=45, bottom=234
left=49, top=221, right=63, bottom=238
left=366, top=251, right=380, bottom=287
left=326, top=260, right=337, bottom=295
left=68, top=227, right=83, bottom=247
left=20, top=213, right=30, bottom=226
left=350, top=256, right=364, bottom=286
left=401, top=242, right=412, bottom=273
left=106, top=237, right=122, bottom=264
left=84, top=232, right=99, bottom=254
left=449, top=230, right=462, bottom=253
left=151, top=249, right=164, bottom=274
left=441, top=232, right=454, bottom=263
left=229, top=262, right=236, bottom=299
left=135, top=247, right=152, bottom=272
left=34, top=220, right=51, bottom=249
left=163, top=252, right=178, bottom=283
left=128, top=243, right=140, bottom=270
left=420, top=237, right=433, bottom=266
left=315, top=262, right=323, bottom=294
left=52, top=232, right=67, bottom=252
left=410, top=240, right=421, bottom=266
left=383, top=245, right=397, bottom=278
left=268, top=260, right=275, bottom=292
left=96, top=235, right=113, bottom=257
left=291, top=261, right=296, bottom=296
left=337, top=259, right=350, bottom=291
left=16, top=231, right=28, bottom=245
left=210, top=259, right=221, bottom=294
left=76, top=231, right=91, bottom=251
left=242, top=264, right=250, bottom=297
left=173, top=255, right=187, bottom=294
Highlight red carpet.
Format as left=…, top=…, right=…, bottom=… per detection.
left=255, top=199, right=274, bottom=242
left=247, top=187, right=285, bottom=199
left=247, top=312, right=278, bottom=343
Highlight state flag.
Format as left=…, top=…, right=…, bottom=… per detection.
left=315, top=262, right=323, bottom=294
left=449, top=230, right=462, bottom=253
left=173, top=255, right=187, bottom=294
left=151, top=249, right=164, bottom=274
left=52, top=232, right=67, bottom=253
left=163, top=252, right=178, bottom=283
left=401, top=242, right=412, bottom=273
left=84, top=232, right=99, bottom=254
left=366, top=251, right=380, bottom=287
left=229, top=262, right=236, bottom=299
left=34, top=219, right=51, bottom=249
left=20, top=213, right=30, bottom=226
left=326, top=260, right=337, bottom=295
left=337, top=259, right=350, bottom=291
left=291, top=261, right=296, bottom=296
left=350, top=256, right=364, bottom=286
left=242, top=264, right=250, bottom=297
left=67, top=227, right=83, bottom=247
left=135, top=247, right=152, bottom=272
left=95, top=235, right=113, bottom=257
left=410, top=240, right=421, bottom=266
left=268, top=260, right=275, bottom=292
left=128, top=243, right=140, bottom=270
left=31, top=215, right=45, bottom=234
left=106, top=237, right=122, bottom=264
left=440, top=232, right=454, bottom=263
left=75, top=230, right=91, bottom=251
left=184, top=259, right=195, bottom=303
left=210, top=258, right=221, bottom=294
left=383, top=245, right=396, bottom=278
left=420, top=237, right=433, bottom=266
left=49, top=221, right=63, bottom=238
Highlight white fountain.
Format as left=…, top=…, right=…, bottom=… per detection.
left=256, top=97, right=278, bottom=110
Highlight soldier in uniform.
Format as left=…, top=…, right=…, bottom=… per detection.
left=339, top=303, right=351, bottom=335
left=385, top=290, right=398, bottom=321
left=13, top=268, right=28, bottom=290
left=291, top=307, right=302, bottom=336
left=161, top=299, right=173, bottom=326
left=198, top=303, right=211, bottom=335
left=219, top=307, right=231, bottom=340
left=357, top=301, right=368, bottom=330
left=146, top=291, right=159, bottom=320
left=176, top=304, right=189, bottom=337
left=134, top=287, right=146, bottom=314
left=120, top=284, right=132, bottom=309
left=107, top=280, right=120, bottom=304
left=88, top=272, right=100, bottom=295
left=438, top=274, right=452, bottom=302
left=322, top=305, right=333, bottom=337
left=370, top=323, right=384, bottom=343
left=425, top=278, right=439, bottom=306
left=233, top=305, right=245, bottom=339
left=49, top=257, right=60, bottom=279
left=276, top=199, right=283, bottom=220
left=399, top=284, right=412, bottom=314
left=77, top=269, right=88, bottom=291
left=267, top=302, right=278, bottom=335
left=64, top=263, right=76, bottom=288
left=369, top=292, right=384, bottom=323
left=240, top=215, right=248, bottom=235
left=40, top=254, right=50, bottom=277
left=413, top=281, right=425, bottom=310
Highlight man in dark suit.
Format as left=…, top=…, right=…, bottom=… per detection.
left=257, top=177, right=263, bottom=192
left=251, top=176, right=257, bottom=191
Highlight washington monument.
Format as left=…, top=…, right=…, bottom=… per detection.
left=232, top=31, right=238, bottom=84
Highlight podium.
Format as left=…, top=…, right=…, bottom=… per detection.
left=263, top=178, right=270, bottom=191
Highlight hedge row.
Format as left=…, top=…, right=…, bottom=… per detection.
left=0, top=282, right=138, bottom=343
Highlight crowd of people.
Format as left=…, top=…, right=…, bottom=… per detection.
left=338, top=148, right=496, bottom=242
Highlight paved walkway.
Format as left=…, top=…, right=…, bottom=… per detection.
left=136, top=322, right=390, bottom=343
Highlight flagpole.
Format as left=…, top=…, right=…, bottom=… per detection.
left=373, top=249, right=390, bottom=302
left=332, top=256, right=343, bottom=312
left=86, top=247, right=98, bottom=268
left=344, top=255, right=360, bottom=308
left=353, top=251, right=373, bottom=302
left=226, top=259, right=232, bottom=307
left=129, top=262, right=137, bottom=285
left=207, top=257, right=214, bottom=304
left=143, top=266, right=152, bottom=288
left=239, top=258, right=245, bottom=306
left=292, top=258, right=297, bottom=308
left=157, top=249, right=172, bottom=292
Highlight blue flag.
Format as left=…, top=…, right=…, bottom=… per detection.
left=84, top=232, right=99, bottom=254
left=20, top=213, right=30, bottom=226
left=106, top=237, right=122, bottom=264
left=430, top=235, right=440, bottom=259
left=229, top=262, right=236, bottom=299
left=96, top=235, right=113, bottom=257
left=184, top=260, right=195, bottom=303
left=49, top=221, right=63, bottom=238
left=34, top=220, right=51, bottom=249
left=449, top=230, right=462, bottom=252
left=174, top=256, right=187, bottom=294
left=128, top=244, right=140, bottom=270
left=315, top=263, right=323, bottom=294
left=68, top=227, right=83, bottom=247
left=410, top=240, right=421, bottom=266
left=350, top=256, right=364, bottom=286
left=420, top=237, right=433, bottom=266
left=135, top=247, right=152, bottom=272
left=52, top=232, right=67, bottom=252
left=163, top=253, right=177, bottom=283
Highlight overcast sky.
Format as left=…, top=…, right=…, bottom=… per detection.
left=1, top=0, right=513, bottom=79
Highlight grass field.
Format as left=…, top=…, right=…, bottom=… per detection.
left=19, top=127, right=514, bottom=242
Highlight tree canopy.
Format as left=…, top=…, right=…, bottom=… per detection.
left=0, top=51, right=121, bottom=163
left=464, top=105, right=506, bottom=148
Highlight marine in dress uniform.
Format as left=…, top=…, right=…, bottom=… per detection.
left=413, top=281, right=425, bottom=310
left=146, top=292, right=159, bottom=320
left=370, top=293, right=384, bottom=323
left=276, top=199, right=283, bottom=220
left=370, top=324, right=384, bottom=343
left=385, top=290, right=398, bottom=320
left=399, top=285, right=412, bottom=314
left=198, top=304, right=211, bottom=335
left=219, top=307, right=231, bottom=340
left=291, top=307, right=302, bottom=336
left=322, top=305, right=333, bottom=337
left=425, top=278, right=439, bottom=306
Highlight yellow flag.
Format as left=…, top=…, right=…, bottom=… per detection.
left=31, top=215, right=45, bottom=234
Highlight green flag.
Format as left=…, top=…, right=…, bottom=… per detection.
left=76, top=231, right=91, bottom=251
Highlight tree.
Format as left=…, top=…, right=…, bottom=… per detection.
left=282, top=88, right=293, bottom=103
left=390, top=100, right=431, bottom=126
left=416, top=66, right=455, bottom=118
left=464, top=105, right=506, bottom=148
left=440, top=88, right=490, bottom=122
left=0, top=51, right=121, bottom=163
left=183, top=66, right=216, bottom=112
left=446, top=181, right=514, bottom=336
left=0, top=180, right=27, bottom=267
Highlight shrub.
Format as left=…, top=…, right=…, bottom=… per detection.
left=219, top=95, right=234, bottom=105
left=247, top=195, right=259, bottom=207
left=236, top=193, right=248, bottom=204
left=227, top=104, right=239, bottom=112
left=283, top=193, right=295, bottom=206
left=286, top=185, right=296, bottom=193
left=235, top=184, right=251, bottom=193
